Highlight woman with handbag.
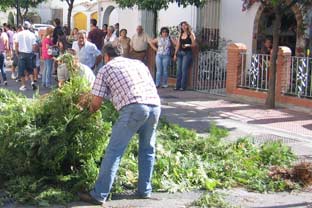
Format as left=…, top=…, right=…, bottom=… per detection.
left=42, top=27, right=54, bottom=88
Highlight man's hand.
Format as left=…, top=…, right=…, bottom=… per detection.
left=77, top=93, right=93, bottom=111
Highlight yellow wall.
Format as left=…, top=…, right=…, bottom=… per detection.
left=74, top=12, right=87, bottom=30
left=91, top=12, right=98, bottom=21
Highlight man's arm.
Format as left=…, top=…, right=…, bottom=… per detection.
left=90, top=95, right=103, bottom=113
left=95, top=54, right=103, bottom=67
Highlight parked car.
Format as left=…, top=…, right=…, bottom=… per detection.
left=33, top=24, right=55, bottom=31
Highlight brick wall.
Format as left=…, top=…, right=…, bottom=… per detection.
left=226, top=43, right=312, bottom=109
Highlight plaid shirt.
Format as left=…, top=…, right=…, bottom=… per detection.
left=92, top=57, right=160, bottom=111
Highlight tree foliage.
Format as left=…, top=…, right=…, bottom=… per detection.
left=0, top=0, right=46, bottom=24
left=115, top=0, right=206, bottom=11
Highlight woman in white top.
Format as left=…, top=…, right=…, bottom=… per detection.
left=149, top=27, right=173, bottom=88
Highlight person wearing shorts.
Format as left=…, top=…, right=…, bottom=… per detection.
left=16, top=21, right=38, bottom=91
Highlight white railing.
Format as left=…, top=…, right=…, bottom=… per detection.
left=286, top=56, right=312, bottom=99
left=239, top=53, right=270, bottom=91
left=194, top=50, right=226, bottom=95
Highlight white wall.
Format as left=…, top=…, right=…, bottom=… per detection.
left=118, top=8, right=140, bottom=38
left=36, top=0, right=68, bottom=24
left=0, top=11, right=8, bottom=25
left=108, top=9, right=119, bottom=26
left=220, top=0, right=260, bottom=54
left=158, top=3, right=198, bottom=32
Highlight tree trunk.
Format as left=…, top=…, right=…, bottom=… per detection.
left=67, top=1, right=73, bottom=30
left=153, top=10, right=158, bottom=38
left=22, top=7, right=29, bottom=23
left=265, top=9, right=282, bottom=108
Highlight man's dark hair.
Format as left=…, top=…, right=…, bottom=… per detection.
left=264, top=36, right=273, bottom=42
left=91, top=19, right=97, bottom=27
left=103, top=42, right=121, bottom=57
left=54, top=18, right=61, bottom=26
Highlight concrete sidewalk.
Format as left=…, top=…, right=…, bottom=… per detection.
left=159, top=88, right=312, bottom=160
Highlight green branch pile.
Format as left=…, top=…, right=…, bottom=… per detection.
left=0, top=76, right=299, bottom=206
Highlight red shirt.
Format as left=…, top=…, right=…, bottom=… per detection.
left=88, top=28, right=105, bottom=50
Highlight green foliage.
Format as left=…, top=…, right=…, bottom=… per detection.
left=0, top=77, right=299, bottom=206
left=191, top=192, right=237, bottom=208
left=0, top=76, right=110, bottom=205
left=115, top=0, right=206, bottom=11
left=0, top=0, right=46, bottom=11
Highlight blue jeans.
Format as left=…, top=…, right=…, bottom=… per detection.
left=90, top=103, right=161, bottom=202
left=42, top=59, right=53, bottom=87
left=176, top=50, right=192, bottom=90
left=155, top=54, right=170, bottom=87
left=0, top=53, right=6, bottom=81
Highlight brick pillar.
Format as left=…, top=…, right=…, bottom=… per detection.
left=226, top=43, right=247, bottom=94
left=276, top=47, right=292, bottom=102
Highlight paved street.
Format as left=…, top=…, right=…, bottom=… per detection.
left=1, top=64, right=312, bottom=207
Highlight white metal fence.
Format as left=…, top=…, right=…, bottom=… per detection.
left=285, top=56, right=312, bottom=98
left=239, top=53, right=270, bottom=91
left=193, top=51, right=226, bottom=95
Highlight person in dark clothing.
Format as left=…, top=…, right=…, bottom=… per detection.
left=88, top=19, right=105, bottom=50
left=260, top=37, right=272, bottom=55
left=173, top=21, right=196, bottom=91
left=53, top=18, right=64, bottom=45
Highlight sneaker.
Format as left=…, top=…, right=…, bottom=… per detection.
left=162, top=85, right=168, bottom=88
left=16, top=79, right=21, bottom=82
left=3, top=81, right=7, bottom=86
left=31, top=82, right=37, bottom=91
left=19, top=86, right=27, bottom=91
left=77, top=192, right=103, bottom=205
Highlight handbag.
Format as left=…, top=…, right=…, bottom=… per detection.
left=48, top=46, right=60, bottom=57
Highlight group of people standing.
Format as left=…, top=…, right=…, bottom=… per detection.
left=0, top=18, right=196, bottom=92
left=72, top=19, right=196, bottom=91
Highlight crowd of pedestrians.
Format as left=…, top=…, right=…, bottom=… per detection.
left=0, top=18, right=196, bottom=91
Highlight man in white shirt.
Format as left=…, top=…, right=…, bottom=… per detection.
left=16, top=21, right=37, bottom=91
left=72, top=30, right=102, bottom=70
left=57, top=49, right=95, bottom=87
left=130, top=25, right=151, bottom=62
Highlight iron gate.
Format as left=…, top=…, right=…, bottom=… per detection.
left=193, top=51, right=227, bottom=95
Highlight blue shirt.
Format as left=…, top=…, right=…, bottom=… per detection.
left=72, top=40, right=101, bottom=68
